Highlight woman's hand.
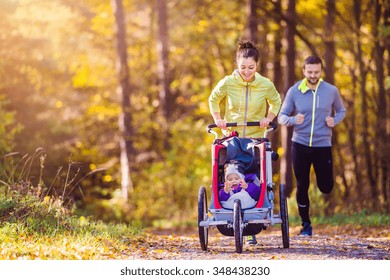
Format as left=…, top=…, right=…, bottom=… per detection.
left=215, top=119, right=227, bottom=129
left=259, top=118, right=272, bottom=128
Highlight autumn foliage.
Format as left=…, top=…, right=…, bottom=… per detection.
left=0, top=0, right=389, bottom=228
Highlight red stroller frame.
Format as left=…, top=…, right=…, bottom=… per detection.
left=211, top=137, right=267, bottom=210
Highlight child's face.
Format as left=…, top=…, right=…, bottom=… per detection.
left=226, top=174, right=241, bottom=186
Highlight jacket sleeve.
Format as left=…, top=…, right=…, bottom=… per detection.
left=277, top=88, right=297, bottom=126
left=266, top=82, right=282, bottom=117
left=332, top=88, right=346, bottom=126
left=219, top=189, right=230, bottom=202
left=245, top=182, right=260, bottom=201
left=209, top=77, right=228, bottom=114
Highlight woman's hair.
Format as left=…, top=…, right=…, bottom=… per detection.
left=236, top=40, right=259, bottom=63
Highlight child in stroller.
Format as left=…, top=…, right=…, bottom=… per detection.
left=219, top=161, right=260, bottom=209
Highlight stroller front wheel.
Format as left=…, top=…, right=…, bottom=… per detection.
left=198, top=186, right=208, bottom=251
left=233, top=199, right=243, bottom=253
left=280, top=184, right=290, bottom=248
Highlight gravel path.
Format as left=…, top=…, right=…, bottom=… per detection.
left=131, top=225, right=390, bottom=260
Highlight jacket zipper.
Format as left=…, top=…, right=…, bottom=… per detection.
left=309, top=82, right=321, bottom=146
left=243, top=83, right=249, bottom=137
left=309, top=89, right=316, bottom=147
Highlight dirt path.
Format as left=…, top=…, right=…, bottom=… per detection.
left=129, top=225, right=390, bottom=260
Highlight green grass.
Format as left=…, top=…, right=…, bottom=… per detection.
left=0, top=184, right=144, bottom=259
left=0, top=150, right=147, bottom=259
left=288, top=210, right=390, bottom=227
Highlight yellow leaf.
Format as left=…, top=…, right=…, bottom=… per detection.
left=79, top=216, right=88, bottom=226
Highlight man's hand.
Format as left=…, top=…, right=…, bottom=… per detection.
left=325, top=116, right=335, bottom=127
left=295, top=113, right=305, bottom=125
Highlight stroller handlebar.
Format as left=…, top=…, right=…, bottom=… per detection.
left=206, top=121, right=278, bottom=138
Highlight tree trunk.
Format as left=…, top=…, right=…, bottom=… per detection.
left=324, top=0, right=335, bottom=85
left=245, top=0, right=268, bottom=76
left=385, top=1, right=390, bottom=212
left=347, top=66, right=362, bottom=207
left=385, top=0, right=390, bottom=212
left=273, top=0, right=283, bottom=97
left=280, top=0, right=296, bottom=197
left=323, top=0, right=336, bottom=216
left=271, top=0, right=283, bottom=174
left=156, top=0, right=172, bottom=150
left=354, top=0, right=378, bottom=210
left=246, top=0, right=258, bottom=44
left=374, top=0, right=389, bottom=211
left=111, top=0, right=134, bottom=201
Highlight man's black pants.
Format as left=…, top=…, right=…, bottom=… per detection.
left=292, top=141, right=334, bottom=224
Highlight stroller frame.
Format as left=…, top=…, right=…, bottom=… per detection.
left=198, top=122, right=289, bottom=253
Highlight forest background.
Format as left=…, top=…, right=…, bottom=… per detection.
left=0, top=0, right=389, bottom=228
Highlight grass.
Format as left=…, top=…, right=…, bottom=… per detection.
left=288, top=210, right=390, bottom=227
left=0, top=190, right=144, bottom=259
left=0, top=150, right=144, bottom=260
left=0, top=188, right=144, bottom=259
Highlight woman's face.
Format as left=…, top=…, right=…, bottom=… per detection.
left=237, top=56, right=257, bottom=82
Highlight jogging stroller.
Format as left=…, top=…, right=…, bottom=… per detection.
left=198, top=122, right=289, bottom=253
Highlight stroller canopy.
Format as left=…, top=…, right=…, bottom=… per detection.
left=222, top=137, right=260, bottom=175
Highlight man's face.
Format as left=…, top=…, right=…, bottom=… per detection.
left=303, top=63, right=322, bottom=86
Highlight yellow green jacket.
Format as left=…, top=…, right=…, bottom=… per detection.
left=209, top=70, right=281, bottom=138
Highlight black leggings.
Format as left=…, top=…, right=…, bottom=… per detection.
left=292, top=142, right=334, bottom=224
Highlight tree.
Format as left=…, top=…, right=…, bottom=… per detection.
left=156, top=0, right=172, bottom=150
left=280, top=0, right=296, bottom=197
left=353, top=0, right=378, bottom=209
left=111, top=0, right=134, bottom=201
left=246, top=0, right=258, bottom=44
left=323, top=0, right=339, bottom=215
left=373, top=0, right=389, bottom=211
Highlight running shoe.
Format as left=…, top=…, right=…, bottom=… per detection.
left=245, top=235, right=257, bottom=245
left=298, top=221, right=312, bottom=236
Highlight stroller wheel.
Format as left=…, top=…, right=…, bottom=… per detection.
left=198, top=186, right=208, bottom=251
left=233, top=199, right=243, bottom=253
left=280, top=184, right=290, bottom=248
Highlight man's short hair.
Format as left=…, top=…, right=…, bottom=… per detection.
left=303, top=55, right=323, bottom=69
